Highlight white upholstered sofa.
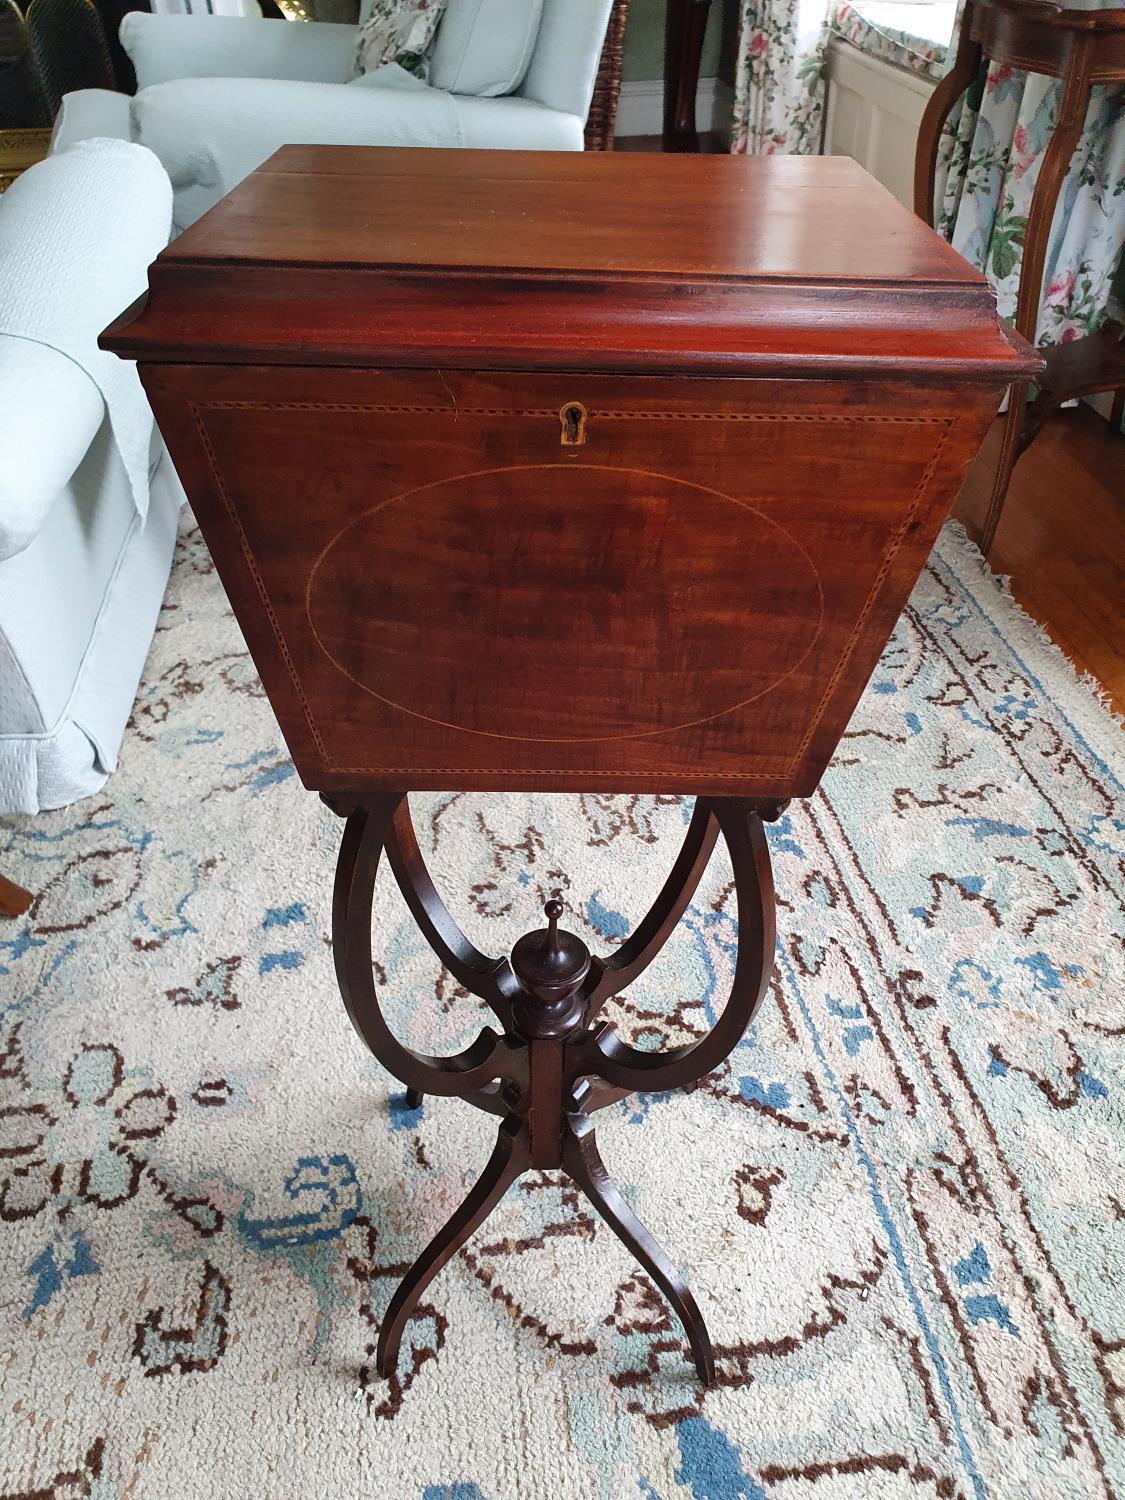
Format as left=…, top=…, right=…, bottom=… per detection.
left=0, top=130, right=184, bottom=814
left=69, top=0, right=616, bottom=229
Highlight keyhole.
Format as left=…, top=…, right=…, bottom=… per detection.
left=559, top=402, right=588, bottom=447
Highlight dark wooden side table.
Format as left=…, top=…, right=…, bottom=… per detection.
left=104, top=147, right=1036, bottom=1386
left=664, top=0, right=715, bottom=150
left=914, top=0, right=1125, bottom=556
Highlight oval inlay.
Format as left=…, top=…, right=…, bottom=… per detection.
left=306, top=464, right=823, bottom=744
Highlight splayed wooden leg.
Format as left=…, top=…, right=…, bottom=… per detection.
left=562, top=1109, right=715, bottom=1384
left=377, top=1116, right=530, bottom=1378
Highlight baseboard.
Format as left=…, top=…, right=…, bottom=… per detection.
left=616, top=77, right=733, bottom=146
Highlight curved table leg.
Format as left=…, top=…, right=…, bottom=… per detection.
left=562, top=1111, right=714, bottom=1384
left=378, top=1115, right=530, bottom=1378
left=663, top=0, right=714, bottom=152
left=979, top=381, right=1027, bottom=556
left=913, top=2, right=981, bottom=225
left=386, top=796, right=518, bottom=1030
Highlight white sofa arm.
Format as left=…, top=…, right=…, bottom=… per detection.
left=120, top=13, right=358, bottom=91
left=0, top=340, right=104, bottom=561
left=0, top=140, right=172, bottom=536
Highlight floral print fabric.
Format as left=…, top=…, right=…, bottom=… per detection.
left=730, top=0, right=951, bottom=153
left=354, top=0, right=446, bottom=79
left=933, top=0, right=1125, bottom=347
left=826, top=0, right=949, bottom=83
left=731, top=0, right=830, bottom=154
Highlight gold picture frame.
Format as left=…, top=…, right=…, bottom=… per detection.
left=0, top=126, right=51, bottom=192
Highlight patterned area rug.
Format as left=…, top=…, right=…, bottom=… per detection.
left=1, top=513, right=1123, bottom=1500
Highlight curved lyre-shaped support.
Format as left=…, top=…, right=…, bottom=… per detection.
left=386, top=797, right=519, bottom=1031
left=332, top=796, right=527, bottom=1099
left=584, top=799, right=721, bottom=1019
left=326, top=791, right=779, bottom=1387
left=573, top=799, right=775, bottom=1097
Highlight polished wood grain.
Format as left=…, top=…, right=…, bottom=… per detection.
left=161, top=148, right=994, bottom=282
left=101, top=146, right=1039, bottom=1385
left=305, top=463, right=821, bottom=742
left=106, top=148, right=1037, bottom=794
left=139, top=364, right=1005, bottom=798
left=105, top=149, right=1035, bottom=382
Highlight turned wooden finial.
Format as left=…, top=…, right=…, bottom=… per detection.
left=543, top=899, right=563, bottom=954
left=510, top=896, right=591, bottom=1038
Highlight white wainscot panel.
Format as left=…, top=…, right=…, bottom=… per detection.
left=823, top=40, right=936, bottom=207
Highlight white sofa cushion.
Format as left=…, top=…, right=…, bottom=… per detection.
left=0, top=449, right=182, bottom=812
left=456, top=93, right=583, bottom=150
left=431, top=0, right=544, bottom=97
left=346, top=60, right=430, bottom=90
left=520, top=0, right=613, bottom=119
left=0, top=421, right=139, bottom=739
left=50, top=87, right=132, bottom=151
left=132, top=74, right=465, bottom=230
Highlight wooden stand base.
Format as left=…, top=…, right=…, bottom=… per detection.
left=322, top=792, right=782, bottom=1385
left=0, top=873, right=33, bottom=919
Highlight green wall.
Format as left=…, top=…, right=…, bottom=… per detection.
left=622, top=0, right=736, bottom=83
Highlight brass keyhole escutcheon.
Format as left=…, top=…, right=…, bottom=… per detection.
left=559, top=402, right=588, bottom=447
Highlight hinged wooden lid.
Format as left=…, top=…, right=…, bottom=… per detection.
left=103, top=146, right=1039, bottom=383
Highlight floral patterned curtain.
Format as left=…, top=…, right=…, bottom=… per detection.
left=730, top=0, right=830, bottom=154
left=933, top=1, right=1125, bottom=347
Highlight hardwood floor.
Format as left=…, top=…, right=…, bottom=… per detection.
left=954, top=405, right=1125, bottom=718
